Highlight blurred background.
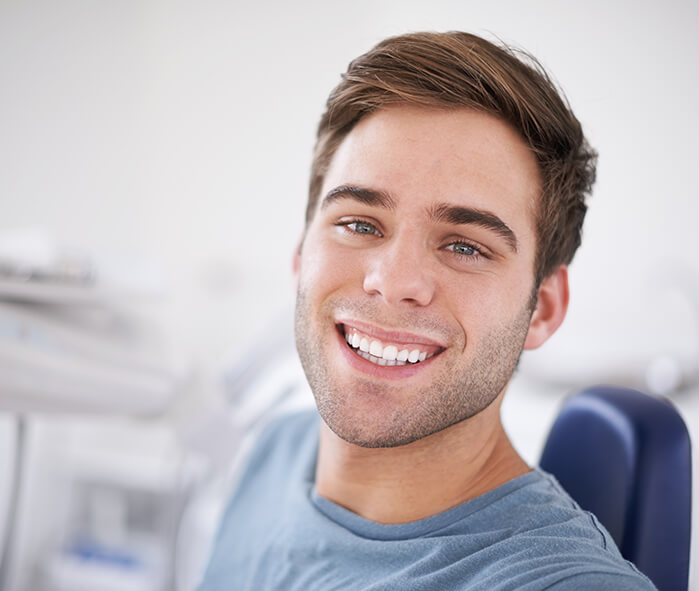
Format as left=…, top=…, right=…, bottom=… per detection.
left=0, top=0, right=698, bottom=589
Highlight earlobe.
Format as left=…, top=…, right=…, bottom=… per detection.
left=523, top=265, right=569, bottom=350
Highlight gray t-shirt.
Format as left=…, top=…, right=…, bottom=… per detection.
left=198, top=410, right=656, bottom=590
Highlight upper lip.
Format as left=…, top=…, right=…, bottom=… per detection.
left=336, top=318, right=447, bottom=348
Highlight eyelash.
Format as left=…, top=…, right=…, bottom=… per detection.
left=336, top=219, right=489, bottom=261
left=336, top=219, right=383, bottom=237
left=443, top=239, right=487, bottom=261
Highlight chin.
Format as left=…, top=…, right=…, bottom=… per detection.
left=315, top=389, right=470, bottom=449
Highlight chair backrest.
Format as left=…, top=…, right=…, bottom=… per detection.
left=539, top=386, right=692, bottom=591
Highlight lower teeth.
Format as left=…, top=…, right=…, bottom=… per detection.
left=354, top=347, right=411, bottom=366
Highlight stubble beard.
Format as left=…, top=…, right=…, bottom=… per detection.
left=294, top=287, right=535, bottom=448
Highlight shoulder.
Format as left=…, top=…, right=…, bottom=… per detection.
left=491, top=469, right=621, bottom=549
left=253, top=408, right=320, bottom=464
left=197, top=409, right=320, bottom=586
left=234, top=408, right=320, bottom=488
left=469, top=470, right=657, bottom=590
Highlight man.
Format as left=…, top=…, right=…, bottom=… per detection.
left=198, top=32, right=656, bottom=590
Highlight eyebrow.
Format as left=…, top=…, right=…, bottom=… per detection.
left=321, top=185, right=518, bottom=253
left=321, top=186, right=396, bottom=211
left=429, top=203, right=518, bottom=252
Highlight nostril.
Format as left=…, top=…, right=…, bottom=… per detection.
left=363, top=268, right=435, bottom=307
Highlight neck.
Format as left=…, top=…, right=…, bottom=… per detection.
left=314, top=397, right=529, bottom=524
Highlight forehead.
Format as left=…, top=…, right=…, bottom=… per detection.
left=320, top=106, right=541, bottom=240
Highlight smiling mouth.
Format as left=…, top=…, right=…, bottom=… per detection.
left=339, top=324, right=444, bottom=367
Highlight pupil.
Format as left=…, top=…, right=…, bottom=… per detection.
left=457, top=244, right=474, bottom=254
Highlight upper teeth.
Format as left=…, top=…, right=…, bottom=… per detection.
left=345, top=329, right=432, bottom=365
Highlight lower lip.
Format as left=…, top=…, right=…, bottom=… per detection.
left=335, top=329, right=439, bottom=379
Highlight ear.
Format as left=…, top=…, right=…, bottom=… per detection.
left=523, top=265, right=569, bottom=350
left=292, top=237, right=303, bottom=286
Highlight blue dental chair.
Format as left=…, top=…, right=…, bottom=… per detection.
left=540, top=386, right=692, bottom=591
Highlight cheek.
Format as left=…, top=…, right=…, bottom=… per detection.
left=440, top=271, right=532, bottom=330
left=299, top=237, right=364, bottom=295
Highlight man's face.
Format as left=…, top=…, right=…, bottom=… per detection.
left=295, top=106, right=542, bottom=448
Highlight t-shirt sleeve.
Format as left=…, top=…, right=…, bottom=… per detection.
left=543, top=571, right=658, bottom=591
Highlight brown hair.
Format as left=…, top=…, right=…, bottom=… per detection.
left=306, top=31, right=597, bottom=283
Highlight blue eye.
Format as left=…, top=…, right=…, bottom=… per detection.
left=347, top=221, right=378, bottom=235
left=447, top=242, right=480, bottom=256
left=334, top=218, right=384, bottom=240
left=444, top=241, right=489, bottom=262
left=451, top=243, right=476, bottom=256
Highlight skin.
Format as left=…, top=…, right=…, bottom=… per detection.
left=294, top=105, right=569, bottom=524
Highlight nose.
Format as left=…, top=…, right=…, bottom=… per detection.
left=362, top=233, right=435, bottom=307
